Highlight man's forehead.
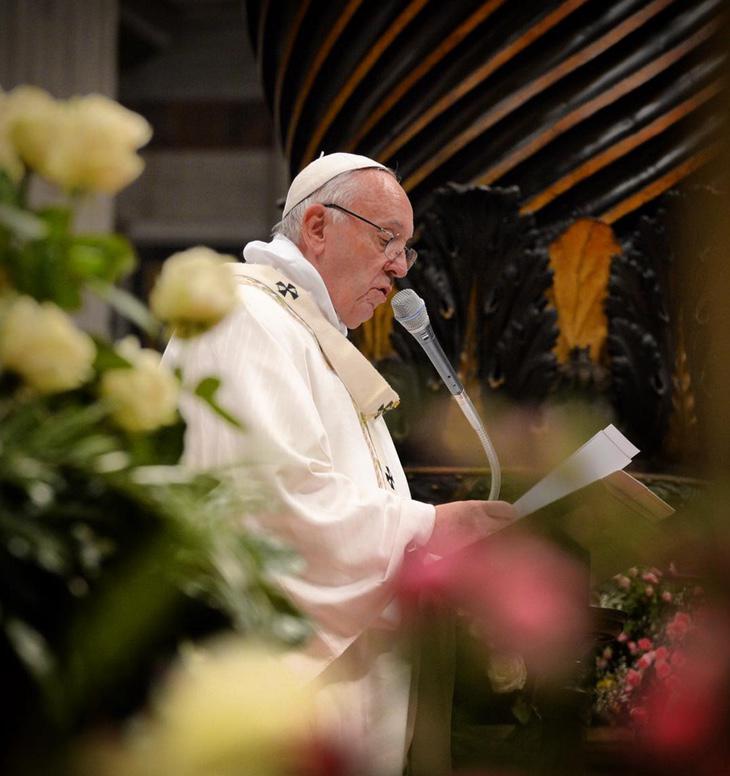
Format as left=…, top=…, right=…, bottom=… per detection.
left=354, top=172, right=413, bottom=232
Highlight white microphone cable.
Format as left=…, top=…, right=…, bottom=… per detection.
left=392, top=288, right=501, bottom=500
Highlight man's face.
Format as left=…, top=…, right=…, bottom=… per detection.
left=313, top=171, right=414, bottom=329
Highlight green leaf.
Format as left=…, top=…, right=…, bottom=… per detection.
left=36, top=206, right=72, bottom=237
left=193, top=377, right=244, bottom=429
left=7, top=211, right=80, bottom=308
left=92, top=339, right=133, bottom=373
left=88, top=280, right=161, bottom=337
left=0, top=169, right=23, bottom=206
left=125, top=418, right=186, bottom=467
left=0, top=203, right=48, bottom=241
left=69, top=234, right=136, bottom=284
left=511, top=694, right=535, bottom=726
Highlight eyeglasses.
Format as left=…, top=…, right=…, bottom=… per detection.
left=323, top=203, right=417, bottom=270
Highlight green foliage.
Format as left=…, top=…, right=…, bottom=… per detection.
left=0, top=131, right=305, bottom=760
left=193, top=376, right=244, bottom=429
left=0, top=184, right=137, bottom=310
left=0, top=384, right=307, bottom=732
left=592, top=565, right=702, bottom=723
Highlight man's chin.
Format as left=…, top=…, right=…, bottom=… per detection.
left=344, top=301, right=381, bottom=330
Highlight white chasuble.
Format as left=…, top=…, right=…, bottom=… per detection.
left=164, top=235, right=435, bottom=774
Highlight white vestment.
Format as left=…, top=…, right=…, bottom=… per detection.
left=164, top=235, right=435, bottom=774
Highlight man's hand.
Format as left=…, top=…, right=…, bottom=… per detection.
left=429, top=500, right=517, bottom=552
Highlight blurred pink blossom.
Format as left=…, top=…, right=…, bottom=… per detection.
left=626, top=669, right=642, bottom=689
left=666, top=612, right=692, bottom=642
left=396, top=532, right=588, bottom=673
left=632, top=607, right=730, bottom=770
left=655, top=660, right=672, bottom=681
left=638, top=637, right=653, bottom=651
left=661, top=591, right=673, bottom=603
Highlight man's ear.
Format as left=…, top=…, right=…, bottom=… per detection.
left=300, top=204, right=327, bottom=256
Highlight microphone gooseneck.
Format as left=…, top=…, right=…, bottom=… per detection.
left=391, top=289, right=501, bottom=500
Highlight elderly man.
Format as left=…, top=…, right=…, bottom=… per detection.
left=170, top=153, right=512, bottom=773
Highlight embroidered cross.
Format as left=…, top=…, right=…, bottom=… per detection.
left=276, top=281, right=299, bottom=299
left=376, top=400, right=397, bottom=418
left=385, top=466, right=395, bottom=490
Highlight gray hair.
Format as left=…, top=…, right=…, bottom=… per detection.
left=272, top=166, right=397, bottom=243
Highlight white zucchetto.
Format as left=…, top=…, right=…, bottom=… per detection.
left=282, top=152, right=388, bottom=217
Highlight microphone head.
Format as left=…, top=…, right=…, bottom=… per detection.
left=391, top=288, right=430, bottom=333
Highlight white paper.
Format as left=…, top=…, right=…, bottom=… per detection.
left=512, top=424, right=639, bottom=518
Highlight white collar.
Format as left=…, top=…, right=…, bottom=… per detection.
left=242, top=234, right=347, bottom=335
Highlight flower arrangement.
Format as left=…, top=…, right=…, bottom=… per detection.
left=593, top=564, right=704, bottom=724
left=0, top=85, right=306, bottom=766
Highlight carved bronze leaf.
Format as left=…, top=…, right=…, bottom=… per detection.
left=606, top=198, right=676, bottom=458
left=396, top=183, right=558, bottom=401
left=547, top=219, right=618, bottom=365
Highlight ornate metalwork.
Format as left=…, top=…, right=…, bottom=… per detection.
left=396, top=184, right=558, bottom=402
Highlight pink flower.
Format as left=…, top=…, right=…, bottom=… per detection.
left=655, top=660, right=672, bottom=680
left=634, top=609, right=730, bottom=765
left=628, top=641, right=638, bottom=655
left=642, top=572, right=660, bottom=585
left=654, top=646, right=669, bottom=661
left=638, top=637, right=653, bottom=651
left=661, top=591, right=673, bottom=603
left=666, top=612, right=692, bottom=642
left=396, top=533, right=588, bottom=674
left=644, top=586, right=655, bottom=597
left=617, top=632, right=628, bottom=643
left=614, top=574, right=631, bottom=590
left=628, top=567, right=639, bottom=577
left=639, top=676, right=723, bottom=760
left=626, top=669, right=642, bottom=688
left=637, top=653, right=654, bottom=670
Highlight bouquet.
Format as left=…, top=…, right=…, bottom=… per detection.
left=0, top=86, right=306, bottom=756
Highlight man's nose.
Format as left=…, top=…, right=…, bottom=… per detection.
left=386, top=250, right=408, bottom=278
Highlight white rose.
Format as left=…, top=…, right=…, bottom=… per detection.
left=150, top=247, right=238, bottom=337
left=0, top=90, right=24, bottom=182
left=0, top=295, right=96, bottom=393
left=147, top=640, right=317, bottom=776
left=43, top=94, right=152, bottom=194
left=5, top=85, right=61, bottom=178
left=100, top=337, right=179, bottom=432
left=486, top=651, right=528, bottom=694
left=81, top=639, right=319, bottom=776
left=8, top=88, right=151, bottom=194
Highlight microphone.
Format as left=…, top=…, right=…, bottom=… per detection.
left=391, top=288, right=464, bottom=395
left=391, top=288, right=501, bottom=500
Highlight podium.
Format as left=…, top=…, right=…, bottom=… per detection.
left=405, top=464, right=690, bottom=776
